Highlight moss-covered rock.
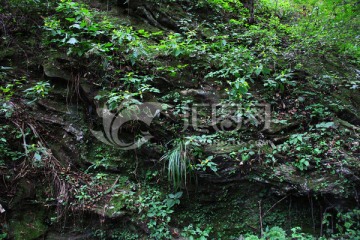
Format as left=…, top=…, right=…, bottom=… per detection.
left=9, top=208, right=47, bottom=240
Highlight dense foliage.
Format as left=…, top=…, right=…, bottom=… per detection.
left=0, top=0, right=359, bottom=239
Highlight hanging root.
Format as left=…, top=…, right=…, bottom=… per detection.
left=6, top=101, right=115, bottom=221
left=27, top=122, right=72, bottom=218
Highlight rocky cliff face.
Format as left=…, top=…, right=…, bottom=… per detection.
left=0, top=0, right=359, bottom=239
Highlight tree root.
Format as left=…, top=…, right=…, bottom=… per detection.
left=119, top=1, right=180, bottom=32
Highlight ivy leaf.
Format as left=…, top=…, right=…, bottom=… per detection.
left=70, top=24, right=81, bottom=29
left=67, top=37, right=78, bottom=45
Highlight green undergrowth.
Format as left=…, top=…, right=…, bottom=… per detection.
left=1, top=0, right=360, bottom=239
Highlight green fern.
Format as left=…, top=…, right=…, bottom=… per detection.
left=161, top=139, right=189, bottom=190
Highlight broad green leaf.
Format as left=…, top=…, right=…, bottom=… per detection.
left=67, top=37, right=78, bottom=45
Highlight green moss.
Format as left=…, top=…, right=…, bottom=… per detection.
left=101, top=176, right=132, bottom=218
left=82, top=143, right=136, bottom=173
left=10, top=209, right=47, bottom=240
left=105, top=193, right=129, bottom=218
left=176, top=182, right=318, bottom=239
left=0, top=48, right=15, bottom=61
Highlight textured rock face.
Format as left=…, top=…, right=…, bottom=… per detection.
left=43, top=59, right=72, bottom=82
left=1, top=0, right=360, bottom=238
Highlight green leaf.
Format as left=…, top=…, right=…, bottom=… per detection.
left=316, top=122, right=335, bottom=129
left=174, top=191, right=183, bottom=198
left=65, top=17, right=75, bottom=22
left=70, top=23, right=81, bottom=29
left=94, top=95, right=102, bottom=100
left=174, top=48, right=182, bottom=57
left=67, top=37, right=78, bottom=45
left=34, top=153, right=41, bottom=161
left=255, top=64, right=263, bottom=76
left=262, top=67, right=271, bottom=75
left=0, top=66, right=13, bottom=70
